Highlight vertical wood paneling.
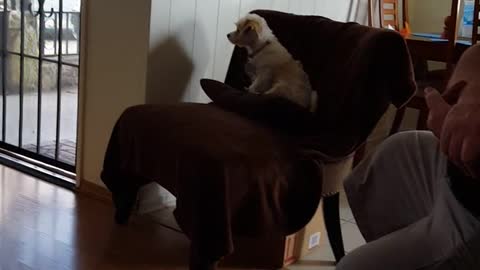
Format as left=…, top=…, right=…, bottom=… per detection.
left=214, top=0, right=242, bottom=81
left=190, top=0, right=220, bottom=102
left=261, top=0, right=275, bottom=10
left=169, top=0, right=197, bottom=100
left=288, top=0, right=302, bottom=14
left=170, top=0, right=197, bottom=57
left=240, top=0, right=256, bottom=15
left=300, top=0, right=316, bottom=15
left=320, top=0, right=352, bottom=21
left=315, top=0, right=326, bottom=16
left=272, top=0, right=290, bottom=12
left=240, top=0, right=273, bottom=16
left=149, top=0, right=171, bottom=47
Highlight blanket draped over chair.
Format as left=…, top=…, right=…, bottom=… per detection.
left=101, top=10, right=415, bottom=264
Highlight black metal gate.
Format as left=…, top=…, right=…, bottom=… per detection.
left=0, top=0, right=81, bottom=173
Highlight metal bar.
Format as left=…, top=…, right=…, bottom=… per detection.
left=65, top=12, right=69, bottom=55
left=6, top=50, right=79, bottom=67
left=54, top=0, right=63, bottom=160
left=19, top=0, right=25, bottom=147
left=58, top=59, right=78, bottom=67
left=1, top=0, right=7, bottom=142
left=76, top=13, right=79, bottom=54
left=36, top=2, right=46, bottom=154
left=54, top=12, right=57, bottom=55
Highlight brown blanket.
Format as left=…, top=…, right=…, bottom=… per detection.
left=102, top=104, right=323, bottom=262
left=101, top=10, right=415, bottom=264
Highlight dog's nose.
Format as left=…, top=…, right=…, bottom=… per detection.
left=227, top=33, right=231, bottom=38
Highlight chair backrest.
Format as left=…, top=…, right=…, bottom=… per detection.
left=368, top=0, right=408, bottom=29
left=380, top=0, right=400, bottom=29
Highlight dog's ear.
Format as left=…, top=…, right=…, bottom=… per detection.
left=244, top=20, right=260, bottom=33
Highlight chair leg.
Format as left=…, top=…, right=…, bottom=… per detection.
left=323, top=193, right=345, bottom=263
left=389, top=107, right=406, bottom=136
left=417, top=108, right=429, bottom=130
left=353, top=144, right=366, bottom=167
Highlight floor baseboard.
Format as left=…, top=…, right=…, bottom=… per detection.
left=77, top=180, right=112, bottom=203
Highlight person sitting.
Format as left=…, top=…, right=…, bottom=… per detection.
left=336, top=44, right=480, bottom=270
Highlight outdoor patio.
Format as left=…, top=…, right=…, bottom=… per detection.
left=0, top=88, right=78, bottom=166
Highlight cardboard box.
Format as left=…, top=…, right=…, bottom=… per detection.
left=145, top=202, right=326, bottom=269
left=283, top=205, right=325, bottom=266
left=222, top=203, right=326, bottom=269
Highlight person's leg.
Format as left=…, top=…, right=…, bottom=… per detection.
left=344, top=131, right=448, bottom=241
left=340, top=130, right=480, bottom=270
left=430, top=230, right=480, bottom=270
left=337, top=174, right=480, bottom=270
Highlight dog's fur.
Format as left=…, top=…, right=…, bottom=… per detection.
left=227, top=14, right=317, bottom=112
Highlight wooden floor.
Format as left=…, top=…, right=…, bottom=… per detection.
left=0, top=165, right=193, bottom=270
left=0, top=164, right=363, bottom=270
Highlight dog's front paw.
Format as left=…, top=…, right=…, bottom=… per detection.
left=112, top=190, right=138, bottom=225
left=247, top=86, right=260, bottom=94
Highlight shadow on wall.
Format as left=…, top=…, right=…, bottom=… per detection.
left=188, top=20, right=212, bottom=103
left=347, top=0, right=369, bottom=25
left=146, top=20, right=212, bottom=104
left=142, top=36, right=190, bottom=213
left=140, top=21, right=211, bottom=214
left=146, top=35, right=194, bottom=104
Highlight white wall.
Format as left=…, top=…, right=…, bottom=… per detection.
left=147, top=0, right=371, bottom=104
left=408, top=0, right=452, bottom=33
left=78, top=0, right=151, bottom=185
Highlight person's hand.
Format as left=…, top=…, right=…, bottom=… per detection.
left=425, top=85, right=480, bottom=178
left=425, top=87, right=450, bottom=138
left=424, top=81, right=467, bottom=137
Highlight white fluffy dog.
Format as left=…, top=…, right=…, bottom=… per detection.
left=227, top=14, right=317, bottom=112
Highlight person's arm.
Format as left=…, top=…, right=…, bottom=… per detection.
left=425, top=83, right=480, bottom=179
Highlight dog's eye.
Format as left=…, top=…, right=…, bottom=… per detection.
left=245, top=26, right=252, bottom=32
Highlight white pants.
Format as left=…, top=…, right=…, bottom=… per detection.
left=338, top=131, right=480, bottom=270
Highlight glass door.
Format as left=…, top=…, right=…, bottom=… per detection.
left=0, top=0, right=81, bottom=174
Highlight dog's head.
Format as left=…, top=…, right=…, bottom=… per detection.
left=227, top=14, right=273, bottom=48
